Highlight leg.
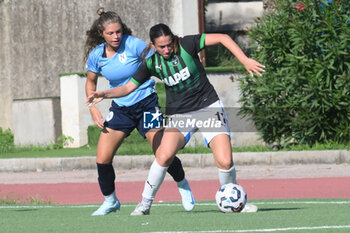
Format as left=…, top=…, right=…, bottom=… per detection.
left=143, top=128, right=185, bottom=200
left=131, top=129, right=186, bottom=215
left=146, top=128, right=194, bottom=211
left=155, top=129, right=186, bottom=166
left=96, top=128, right=126, bottom=164
left=92, top=128, right=126, bottom=216
left=209, top=134, right=233, bottom=170
left=209, top=134, right=257, bottom=213
left=208, top=134, right=236, bottom=185
left=146, top=128, right=184, bottom=182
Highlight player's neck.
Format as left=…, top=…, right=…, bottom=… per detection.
left=105, top=44, right=120, bottom=57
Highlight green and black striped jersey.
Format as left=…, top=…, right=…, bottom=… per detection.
left=132, top=34, right=219, bottom=115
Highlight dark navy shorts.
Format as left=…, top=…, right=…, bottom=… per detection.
left=103, top=93, right=163, bottom=138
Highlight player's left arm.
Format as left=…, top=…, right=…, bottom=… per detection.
left=204, top=33, right=265, bottom=76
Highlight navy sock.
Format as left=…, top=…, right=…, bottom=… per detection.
left=97, top=163, right=115, bottom=196
left=167, top=156, right=185, bottom=182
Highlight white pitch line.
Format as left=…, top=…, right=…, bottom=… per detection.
left=153, top=200, right=350, bottom=206
left=0, top=200, right=349, bottom=209
left=252, top=200, right=350, bottom=205
left=143, top=225, right=350, bottom=233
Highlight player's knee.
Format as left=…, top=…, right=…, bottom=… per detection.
left=96, top=154, right=114, bottom=164
left=216, top=159, right=233, bottom=170
left=156, top=153, right=174, bottom=167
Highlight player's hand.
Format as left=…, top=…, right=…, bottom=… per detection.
left=86, top=91, right=105, bottom=105
left=241, top=58, right=265, bottom=77
left=88, top=105, right=104, bottom=129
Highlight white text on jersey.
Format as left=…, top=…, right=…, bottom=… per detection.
left=163, top=67, right=190, bottom=86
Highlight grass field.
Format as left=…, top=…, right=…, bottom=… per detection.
left=1, top=199, right=350, bottom=233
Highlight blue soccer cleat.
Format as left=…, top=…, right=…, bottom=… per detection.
left=177, top=178, right=195, bottom=211
left=91, top=199, right=121, bottom=216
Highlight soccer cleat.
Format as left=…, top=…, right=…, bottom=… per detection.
left=91, top=199, right=121, bottom=216
left=177, top=178, right=195, bottom=211
left=241, top=203, right=258, bottom=213
left=130, top=202, right=151, bottom=216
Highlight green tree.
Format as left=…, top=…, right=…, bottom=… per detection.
left=239, top=0, right=350, bottom=146
left=0, top=128, right=14, bottom=153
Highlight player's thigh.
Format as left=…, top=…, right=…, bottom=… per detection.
left=96, top=128, right=127, bottom=164
left=156, top=128, right=186, bottom=166
left=209, top=133, right=233, bottom=170
left=145, top=128, right=164, bottom=155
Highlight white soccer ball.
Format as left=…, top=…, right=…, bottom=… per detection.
left=215, top=183, right=247, bottom=213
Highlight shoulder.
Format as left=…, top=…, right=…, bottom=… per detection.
left=144, top=55, right=155, bottom=67
left=124, top=35, right=147, bottom=47
left=179, top=34, right=205, bottom=53
left=123, top=35, right=147, bottom=55
left=86, top=43, right=105, bottom=72
left=88, top=43, right=104, bottom=59
left=180, top=34, right=204, bottom=43
left=138, top=55, right=155, bottom=74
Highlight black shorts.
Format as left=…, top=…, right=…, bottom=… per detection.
left=103, top=93, right=163, bottom=138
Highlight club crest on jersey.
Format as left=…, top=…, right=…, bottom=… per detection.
left=171, top=56, right=179, bottom=66
left=118, top=52, right=127, bottom=64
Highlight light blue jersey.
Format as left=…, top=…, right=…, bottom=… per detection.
left=86, top=35, right=155, bottom=107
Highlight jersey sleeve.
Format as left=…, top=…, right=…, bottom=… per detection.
left=128, top=35, right=155, bottom=59
left=131, top=60, right=151, bottom=86
left=86, top=48, right=101, bottom=74
left=180, top=34, right=206, bottom=56
left=131, top=36, right=148, bottom=57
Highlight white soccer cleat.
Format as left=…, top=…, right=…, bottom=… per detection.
left=130, top=202, right=151, bottom=216
left=91, top=199, right=121, bottom=216
left=177, top=178, right=195, bottom=211
left=241, top=203, right=258, bottom=213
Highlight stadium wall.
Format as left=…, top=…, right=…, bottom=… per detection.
left=0, top=0, right=197, bottom=132
left=1, top=0, right=264, bottom=147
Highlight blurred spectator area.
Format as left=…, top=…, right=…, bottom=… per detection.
left=205, top=0, right=263, bottom=49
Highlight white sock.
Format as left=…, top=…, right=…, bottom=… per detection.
left=142, top=197, right=153, bottom=207
left=218, top=165, right=237, bottom=185
left=142, top=160, right=168, bottom=201
left=104, top=191, right=117, bottom=202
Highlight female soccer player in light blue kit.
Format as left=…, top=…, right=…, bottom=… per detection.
left=87, top=23, right=264, bottom=215
left=84, top=9, right=194, bottom=216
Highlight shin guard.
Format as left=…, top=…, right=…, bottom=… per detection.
left=97, top=163, right=116, bottom=196
left=167, top=156, right=185, bottom=182
left=142, top=160, right=168, bottom=200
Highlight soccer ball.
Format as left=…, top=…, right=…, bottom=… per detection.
left=215, top=183, right=247, bottom=213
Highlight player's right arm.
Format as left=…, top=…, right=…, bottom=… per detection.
left=86, top=71, right=104, bottom=129
left=86, top=80, right=139, bottom=105
left=86, top=61, right=151, bottom=105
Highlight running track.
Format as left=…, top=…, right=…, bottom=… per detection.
left=1, top=177, right=350, bottom=204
